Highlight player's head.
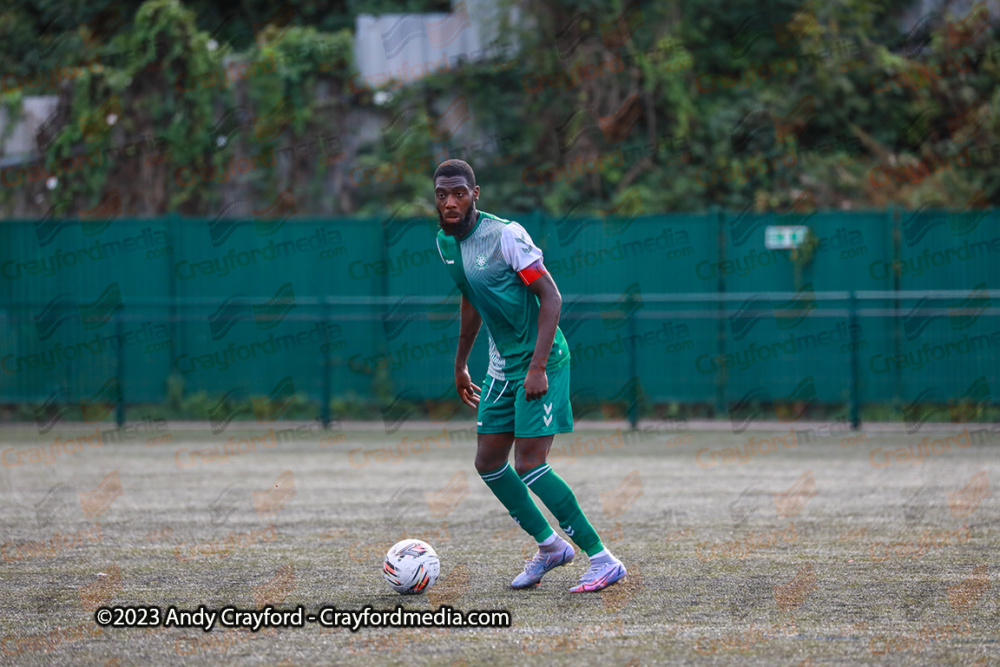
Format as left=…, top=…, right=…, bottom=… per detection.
left=433, top=159, right=479, bottom=236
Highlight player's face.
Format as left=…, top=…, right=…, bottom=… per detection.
left=434, top=176, right=479, bottom=235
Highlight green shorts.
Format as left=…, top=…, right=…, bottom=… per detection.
left=477, top=362, right=574, bottom=438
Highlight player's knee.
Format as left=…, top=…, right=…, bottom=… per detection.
left=475, top=454, right=506, bottom=475
left=513, top=456, right=547, bottom=477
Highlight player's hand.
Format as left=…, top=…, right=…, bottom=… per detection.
left=524, top=369, right=548, bottom=401
left=455, top=367, right=480, bottom=409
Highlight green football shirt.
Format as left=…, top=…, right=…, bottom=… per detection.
left=436, top=211, right=571, bottom=381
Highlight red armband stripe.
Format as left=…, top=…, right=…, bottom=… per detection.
left=517, top=261, right=547, bottom=285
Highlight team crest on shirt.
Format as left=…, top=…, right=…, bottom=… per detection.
left=475, top=253, right=488, bottom=268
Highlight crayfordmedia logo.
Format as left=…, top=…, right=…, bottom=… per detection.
left=947, top=471, right=991, bottom=519
left=728, top=283, right=816, bottom=341
left=730, top=107, right=772, bottom=153
left=80, top=376, right=123, bottom=423
left=207, top=282, right=296, bottom=341
left=556, top=94, right=643, bottom=153
left=555, top=11, right=597, bottom=59
left=381, top=387, right=426, bottom=434
left=207, top=389, right=253, bottom=434
left=34, top=388, right=76, bottom=434
left=30, top=11, right=76, bottom=65
left=948, top=190, right=992, bottom=236
left=893, top=8, right=942, bottom=58
left=81, top=2, right=126, bottom=49
left=600, top=282, right=643, bottom=330
left=33, top=282, right=123, bottom=342
left=695, top=522, right=797, bottom=561
left=2, top=523, right=103, bottom=562
left=349, top=429, right=454, bottom=469
left=728, top=378, right=817, bottom=433
left=381, top=290, right=461, bottom=342
left=946, top=1, right=990, bottom=48
left=79, top=96, right=122, bottom=143
left=728, top=204, right=775, bottom=248
left=426, top=471, right=470, bottom=519
left=600, top=1, right=643, bottom=49
left=773, top=470, right=817, bottom=518
left=427, top=562, right=470, bottom=608
left=553, top=200, right=601, bottom=248
left=79, top=564, right=122, bottom=610
left=902, top=376, right=989, bottom=433
left=207, top=12, right=257, bottom=62
left=773, top=563, right=816, bottom=610
left=697, top=431, right=800, bottom=468
left=35, top=106, right=71, bottom=152
left=698, top=319, right=863, bottom=374
left=868, top=429, right=973, bottom=468
left=251, top=375, right=299, bottom=423
left=695, top=621, right=797, bottom=655
left=253, top=97, right=295, bottom=143
left=728, top=575, right=771, bottom=620
left=34, top=482, right=77, bottom=528
left=600, top=470, right=643, bottom=518
left=209, top=481, right=251, bottom=526
left=729, top=482, right=768, bottom=528
left=380, top=203, right=437, bottom=247
left=78, top=469, right=122, bottom=518
left=949, top=95, right=992, bottom=143
left=429, top=95, right=472, bottom=142
left=253, top=564, right=295, bottom=609
left=947, top=564, right=989, bottom=610
left=1, top=623, right=103, bottom=656
left=598, top=93, right=644, bottom=143
left=211, top=105, right=255, bottom=151
left=901, top=203, right=949, bottom=247
left=729, top=10, right=772, bottom=58
left=175, top=525, right=277, bottom=561
left=772, top=95, right=817, bottom=141
left=602, top=188, right=643, bottom=236
left=253, top=471, right=296, bottom=518
left=382, top=104, right=423, bottom=152
left=380, top=1, right=469, bottom=58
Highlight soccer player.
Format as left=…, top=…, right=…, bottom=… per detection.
left=432, top=159, right=626, bottom=592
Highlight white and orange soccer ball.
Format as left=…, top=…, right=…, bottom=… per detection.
left=382, top=539, right=440, bottom=594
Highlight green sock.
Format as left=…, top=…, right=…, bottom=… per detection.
left=521, top=463, right=605, bottom=557
left=480, top=462, right=554, bottom=542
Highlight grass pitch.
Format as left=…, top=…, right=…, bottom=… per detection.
left=0, top=421, right=997, bottom=666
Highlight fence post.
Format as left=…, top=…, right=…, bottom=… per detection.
left=167, top=214, right=178, bottom=393
left=849, top=291, right=860, bottom=430
left=321, top=299, right=332, bottom=430
left=889, top=204, right=902, bottom=407
left=627, top=296, right=638, bottom=429
left=714, top=208, right=726, bottom=417
left=115, top=311, right=125, bottom=427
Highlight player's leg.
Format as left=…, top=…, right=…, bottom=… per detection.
left=476, top=373, right=574, bottom=588
left=514, top=434, right=605, bottom=558
left=476, top=431, right=569, bottom=588
left=475, top=375, right=561, bottom=581
left=476, top=431, right=553, bottom=543
left=514, top=435, right=625, bottom=591
left=513, top=363, right=626, bottom=592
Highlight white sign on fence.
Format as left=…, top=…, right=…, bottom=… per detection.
left=765, top=225, right=809, bottom=249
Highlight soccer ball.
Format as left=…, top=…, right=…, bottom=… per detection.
left=382, top=539, right=440, bottom=594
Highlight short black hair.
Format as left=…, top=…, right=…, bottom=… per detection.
left=433, top=159, right=475, bottom=189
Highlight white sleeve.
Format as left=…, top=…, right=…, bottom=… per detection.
left=499, top=223, right=544, bottom=272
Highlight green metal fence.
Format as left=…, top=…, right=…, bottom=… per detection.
left=1, top=208, right=997, bottom=427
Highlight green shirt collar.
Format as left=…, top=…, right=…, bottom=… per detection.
left=456, top=210, right=484, bottom=242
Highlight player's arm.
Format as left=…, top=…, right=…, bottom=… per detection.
left=455, top=294, right=482, bottom=408
left=524, top=271, right=562, bottom=401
